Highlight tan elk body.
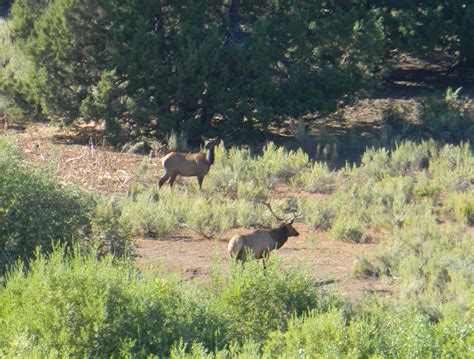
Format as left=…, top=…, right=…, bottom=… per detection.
left=228, top=224, right=299, bottom=262
left=158, top=137, right=220, bottom=189
left=228, top=203, right=300, bottom=266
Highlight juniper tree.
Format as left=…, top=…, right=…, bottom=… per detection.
left=2, top=1, right=391, bottom=142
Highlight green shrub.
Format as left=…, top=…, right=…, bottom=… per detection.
left=352, top=256, right=380, bottom=278
left=0, top=248, right=221, bottom=358
left=120, top=189, right=183, bottom=238
left=265, top=309, right=349, bottom=357
left=205, top=145, right=252, bottom=195
left=206, top=143, right=309, bottom=195
left=359, top=147, right=390, bottom=179
left=443, top=190, right=474, bottom=225
left=381, top=103, right=408, bottom=128
left=210, top=260, right=319, bottom=345
left=389, top=140, right=434, bottom=174
left=0, top=138, right=93, bottom=273
left=89, top=197, right=133, bottom=258
left=263, top=304, right=473, bottom=358
left=298, top=198, right=336, bottom=230
left=429, top=142, right=474, bottom=192
left=414, top=172, right=443, bottom=200
left=120, top=186, right=275, bottom=239
left=185, top=196, right=236, bottom=239
left=166, top=129, right=188, bottom=152
left=256, top=143, right=310, bottom=185
left=382, top=212, right=473, bottom=309
left=358, top=141, right=436, bottom=179
left=1, top=244, right=472, bottom=358
left=236, top=180, right=268, bottom=202
left=292, top=161, right=336, bottom=193
left=420, top=88, right=474, bottom=143
left=330, top=215, right=369, bottom=243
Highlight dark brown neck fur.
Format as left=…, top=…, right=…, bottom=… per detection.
left=269, top=225, right=289, bottom=249
left=206, top=147, right=215, bottom=165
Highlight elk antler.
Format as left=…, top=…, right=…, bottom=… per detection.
left=255, top=200, right=302, bottom=224
left=284, top=210, right=302, bottom=225
left=256, top=200, right=285, bottom=222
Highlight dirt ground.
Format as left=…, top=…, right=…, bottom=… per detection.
left=135, top=226, right=393, bottom=301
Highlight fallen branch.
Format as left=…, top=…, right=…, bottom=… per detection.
left=65, top=153, right=87, bottom=163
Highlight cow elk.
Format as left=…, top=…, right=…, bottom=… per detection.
left=228, top=202, right=301, bottom=268
left=158, top=137, right=220, bottom=190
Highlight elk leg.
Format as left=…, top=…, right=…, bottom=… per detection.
left=158, top=172, right=170, bottom=189
left=261, top=252, right=269, bottom=270
left=236, top=248, right=246, bottom=262
left=197, top=175, right=204, bottom=190
left=168, top=174, right=178, bottom=187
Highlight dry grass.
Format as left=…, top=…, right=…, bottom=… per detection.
left=11, top=123, right=161, bottom=193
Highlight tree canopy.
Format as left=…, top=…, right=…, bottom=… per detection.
left=2, top=0, right=473, bottom=143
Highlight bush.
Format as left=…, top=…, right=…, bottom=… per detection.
left=265, top=309, right=350, bottom=357
left=389, top=140, right=434, bottom=174
left=429, top=142, right=473, bottom=192
left=0, top=243, right=472, bottom=357
left=120, top=186, right=276, bottom=239
left=209, top=260, right=320, bottom=345
left=89, top=197, right=133, bottom=258
left=206, top=142, right=310, bottom=195
left=382, top=213, right=473, bottom=308
left=352, top=256, right=380, bottom=278
left=298, top=197, right=336, bottom=230
left=0, top=138, right=134, bottom=272
left=120, top=189, right=183, bottom=238
left=359, top=141, right=435, bottom=179
left=330, top=215, right=369, bottom=243
left=263, top=304, right=473, bottom=358
left=420, top=88, right=474, bottom=143
left=0, top=248, right=220, bottom=357
left=444, top=190, right=474, bottom=225
left=256, top=143, right=310, bottom=185
left=0, top=138, right=93, bottom=273
left=292, top=161, right=336, bottom=193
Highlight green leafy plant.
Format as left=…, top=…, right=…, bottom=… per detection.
left=330, top=215, right=369, bottom=243
left=0, top=138, right=93, bottom=273
left=443, top=190, right=474, bottom=225
left=420, top=88, right=474, bottom=143
left=292, top=161, right=336, bottom=193
left=0, top=248, right=220, bottom=357
left=209, top=259, right=319, bottom=345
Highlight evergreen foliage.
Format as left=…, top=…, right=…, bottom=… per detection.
left=2, top=1, right=474, bottom=142
left=4, top=0, right=389, bottom=142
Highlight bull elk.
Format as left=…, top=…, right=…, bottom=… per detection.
left=228, top=202, right=301, bottom=268
left=158, top=137, right=220, bottom=190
